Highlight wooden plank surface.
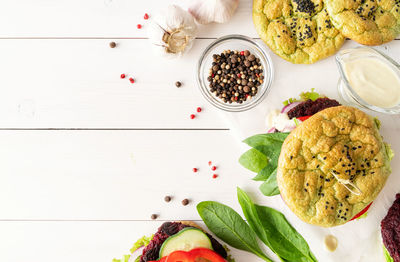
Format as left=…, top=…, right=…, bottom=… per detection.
left=1, top=0, right=400, bottom=261
left=2, top=0, right=399, bottom=40
left=0, top=39, right=399, bottom=129
left=0, top=0, right=257, bottom=38
left=0, top=130, right=254, bottom=220
left=0, top=221, right=264, bottom=262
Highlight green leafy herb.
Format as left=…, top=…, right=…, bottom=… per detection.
left=243, top=132, right=289, bottom=148
left=383, top=245, right=394, bottom=262
left=239, top=148, right=269, bottom=173
left=299, top=88, right=322, bottom=101
left=112, top=255, right=131, bottom=262
left=283, top=88, right=323, bottom=106
left=130, top=235, right=153, bottom=253
left=112, top=235, right=153, bottom=262
left=374, top=117, right=381, bottom=130
left=293, top=118, right=300, bottom=126
left=259, top=174, right=280, bottom=196
left=237, top=188, right=317, bottom=262
left=239, top=133, right=289, bottom=196
left=282, top=97, right=299, bottom=106
left=197, top=201, right=273, bottom=262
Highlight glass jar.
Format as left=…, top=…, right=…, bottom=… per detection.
left=196, top=35, right=274, bottom=112
left=336, top=47, right=400, bottom=114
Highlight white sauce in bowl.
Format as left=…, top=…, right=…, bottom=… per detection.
left=343, top=57, right=400, bottom=108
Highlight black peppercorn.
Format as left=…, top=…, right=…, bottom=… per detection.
left=182, top=199, right=189, bottom=206
left=164, top=196, right=172, bottom=202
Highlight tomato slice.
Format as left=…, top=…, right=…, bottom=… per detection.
left=165, top=250, right=192, bottom=262
left=154, top=248, right=226, bottom=262
left=297, top=115, right=311, bottom=121
left=350, top=202, right=372, bottom=221
left=189, top=248, right=226, bottom=262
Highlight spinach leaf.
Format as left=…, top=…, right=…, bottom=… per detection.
left=259, top=172, right=280, bottom=196
left=239, top=148, right=268, bottom=173
left=255, top=205, right=317, bottom=262
left=197, top=201, right=273, bottom=262
left=237, top=188, right=281, bottom=259
left=243, top=133, right=289, bottom=148
left=237, top=188, right=317, bottom=262
left=251, top=142, right=282, bottom=180
left=239, top=133, right=289, bottom=196
left=253, top=165, right=276, bottom=181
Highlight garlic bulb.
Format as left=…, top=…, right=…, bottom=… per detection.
left=147, top=5, right=198, bottom=58
left=188, top=0, right=239, bottom=24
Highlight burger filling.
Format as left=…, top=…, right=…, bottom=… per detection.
left=140, top=222, right=227, bottom=262
left=267, top=95, right=341, bottom=133
left=381, top=194, right=400, bottom=262
left=287, top=98, right=341, bottom=119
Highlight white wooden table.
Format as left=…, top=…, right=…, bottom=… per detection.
left=1, top=1, right=399, bottom=262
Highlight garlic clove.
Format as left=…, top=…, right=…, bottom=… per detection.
left=189, top=0, right=239, bottom=25
left=164, top=5, right=197, bottom=34
left=147, top=19, right=167, bottom=46
left=147, top=5, right=198, bottom=58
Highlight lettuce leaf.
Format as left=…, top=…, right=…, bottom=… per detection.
left=355, top=212, right=368, bottom=220
left=112, top=255, right=130, bottom=262
left=300, top=88, right=323, bottom=101
left=374, top=117, right=381, bottom=130
left=383, top=245, right=394, bottom=262
left=130, top=235, right=153, bottom=253
left=112, top=235, right=153, bottom=262
left=385, top=143, right=395, bottom=161
left=283, top=88, right=324, bottom=105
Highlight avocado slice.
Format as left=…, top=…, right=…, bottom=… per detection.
left=159, top=228, right=213, bottom=258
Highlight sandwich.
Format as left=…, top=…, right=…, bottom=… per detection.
left=381, top=194, right=400, bottom=262
left=239, top=89, right=394, bottom=227
left=277, top=105, right=392, bottom=227
left=114, top=221, right=232, bottom=262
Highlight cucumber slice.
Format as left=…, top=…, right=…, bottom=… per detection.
left=159, top=228, right=213, bottom=258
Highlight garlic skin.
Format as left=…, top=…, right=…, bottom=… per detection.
left=188, top=0, right=239, bottom=24
left=147, top=5, right=198, bottom=58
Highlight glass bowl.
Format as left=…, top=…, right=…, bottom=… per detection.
left=196, top=34, right=274, bottom=112
left=336, top=47, right=400, bottom=114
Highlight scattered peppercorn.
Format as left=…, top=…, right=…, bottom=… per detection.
left=190, top=114, right=195, bottom=119
left=175, top=81, right=182, bottom=87
left=109, top=42, right=116, bottom=48
left=151, top=214, right=158, bottom=220
left=208, top=161, right=212, bottom=166
left=129, top=77, right=135, bottom=83
left=120, top=74, right=126, bottom=79
left=207, top=50, right=264, bottom=104
left=144, top=13, right=149, bottom=20
left=182, top=199, right=190, bottom=206
left=212, top=174, right=218, bottom=179
left=137, top=24, right=142, bottom=29
left=164, top=196, right=172, bottom=202
left=193, top=168, right=198, bottom=173
left=211, top=166, right=217, bottom=171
